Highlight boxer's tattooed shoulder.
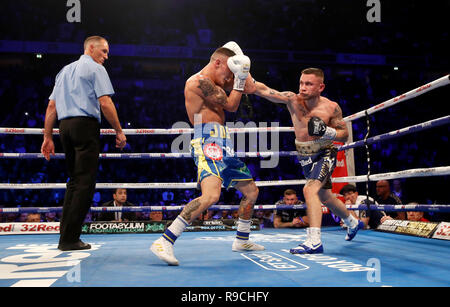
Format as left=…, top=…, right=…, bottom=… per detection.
left=331, top=104, right=346, bottom=130
left=198, top=79, right=215, bottom=96
left=198, top=79, right=227, bottom=106
left=333, top=104, right=343, bottom=119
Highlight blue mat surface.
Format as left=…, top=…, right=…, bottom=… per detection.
left=0, top=227, right=449, bottom=287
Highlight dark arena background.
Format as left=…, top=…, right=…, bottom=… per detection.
left=0, top=0, right=449, bottom=293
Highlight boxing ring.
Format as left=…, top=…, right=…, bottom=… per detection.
left=0, top=74, right=449, bottom=288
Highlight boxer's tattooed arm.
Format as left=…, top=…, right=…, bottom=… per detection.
left=267, top=89, right=296, bottom=104
left=180, top=198, right=201, bottom=222
left=238, top=196, right=254, bottom=220
left=330, top=104, right=349, bottom=142
left=330, top=104, right=346, bottom=130
left=198, top=79, right=227, bottom=106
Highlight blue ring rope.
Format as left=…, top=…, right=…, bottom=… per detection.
left=1, top=116, right=449, bottom=159
left=2, top=204, right=450, bottom=214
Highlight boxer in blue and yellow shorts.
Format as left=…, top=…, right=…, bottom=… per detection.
left=191, top=122, right=253, bottom=190
left=150, top=44, right=264, bottom=266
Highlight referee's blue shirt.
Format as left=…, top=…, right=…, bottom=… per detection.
left=49, top=54, right=115, bottom=123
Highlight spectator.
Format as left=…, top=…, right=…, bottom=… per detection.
left=26, top=213, right=41, bottom=222
left=45, top=212, right=59, bottom=222
left=162, top=190, right=175, bottom=203
left=180, top=190, right=194, bottom=204
left=406, top=207, right=430, bottom=222
left=220, top=210, right=232, bottom=220
left=381, top=203, right=429, bottom=223
left=273, top=189, right=308, bottom=228
left=253, top=210, right=273, bottom=229
left=18, top=213, right=28, bottom=222
left=339, top=184, right=385, bottom=229
left=375, top=180, right=406, bottom=220
left=98, top=188, right=137, bottom=222
left=5, top=213, right=18, bottom=223
left=231, top=210, right=239, bottom=220
left=392, top=179, right=406, bottom=203
left=407, top=211, right=430, bottom=222
left=149, top=210, right=163, bottom=222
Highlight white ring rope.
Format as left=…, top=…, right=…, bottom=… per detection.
left=2, top=204, right=450, bottom=214
left=2, top=115, right=449, bottom=159
left=0, top=127, right=295, bottom=135
left=0, top=74, right=448, bottom=135
left=343, top=74, right=449, bottom=122
left=1, top=166, right=448, bottom=189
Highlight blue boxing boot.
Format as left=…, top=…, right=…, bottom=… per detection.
left=290, top=227, right=323, bottom=254
left=345, top=217, right=365, bottom=241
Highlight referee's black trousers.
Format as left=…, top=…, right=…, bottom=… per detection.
left=59, top=117, right=100, bottom=244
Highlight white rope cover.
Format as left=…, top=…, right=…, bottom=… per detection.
left=0, top=74, right=448, bottom=136
left=1, top=166, right=448, bottom=189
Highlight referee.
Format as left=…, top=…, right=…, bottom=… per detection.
left=41, top=36, right=127, bottom=251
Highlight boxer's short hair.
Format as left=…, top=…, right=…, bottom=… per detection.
left=210, top=47, right=236, bottom=62
left=301, top=67, right=324, bottom=82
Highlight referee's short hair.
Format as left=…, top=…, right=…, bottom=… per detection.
left=84, top=36, right=107, bottom=49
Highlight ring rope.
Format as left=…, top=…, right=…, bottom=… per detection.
left=1, top=166, right=449, bottom=190
left=339, top=115, right=450, bottom=151
left=2, top=204, right=450, bottom=214
left=1, top=75, right=448, bottom=136
left=2, top=115, right=448, bottom=160
left=364, top=109, right=372, bottom=209
left=0, top=127, right=296, bottom=136
left=343, top=74, right=449, bottom=122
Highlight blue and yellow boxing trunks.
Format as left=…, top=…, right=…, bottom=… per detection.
left=191, top=122, right=253, bottom=189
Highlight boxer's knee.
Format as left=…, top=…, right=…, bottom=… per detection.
left=200, top=191, right=220, bottom=206
left=303, top=179, right=322, bottom=201
left=244, top=184, right=259, bottom=204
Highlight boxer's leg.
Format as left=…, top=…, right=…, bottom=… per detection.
left=232, top=180, right=264, bottom=251
left=150, top=175, right=222, bottom=265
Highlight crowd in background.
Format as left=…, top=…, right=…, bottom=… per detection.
left=0, top=0, right=448, bottom=223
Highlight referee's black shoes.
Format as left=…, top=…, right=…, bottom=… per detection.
left=58, top=240, right=91, bottom=251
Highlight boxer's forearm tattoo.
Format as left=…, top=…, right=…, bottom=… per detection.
left=238, top=196, right=254, bottom=219
left=198, top=79, right=227, bottom=106
left=281, top=91, right=295, bottom=99
left=268, top=89, right=294, bottom=102
left=181, top=198, right=201, bottom=221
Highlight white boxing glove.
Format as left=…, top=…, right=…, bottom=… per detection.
left=227, top=54, right=251, bottom=91
left=223, top=41, right=243, bottom=55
